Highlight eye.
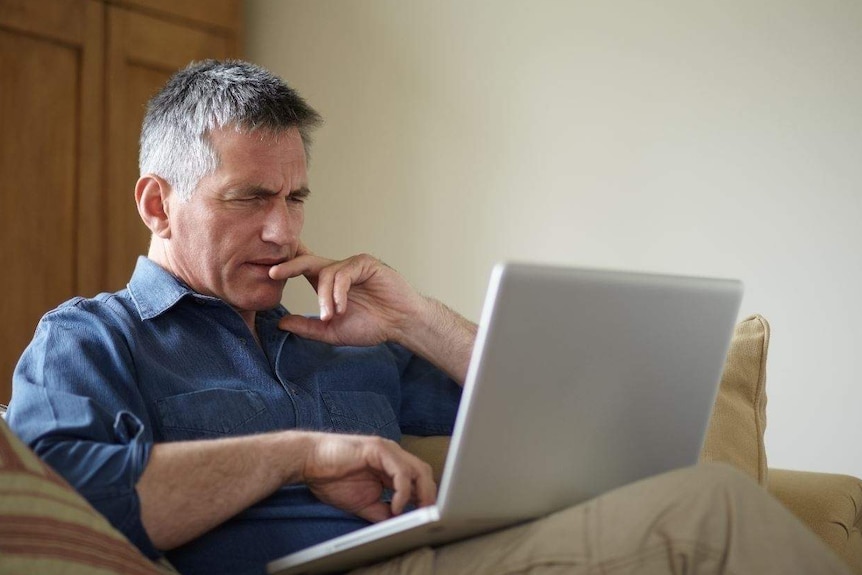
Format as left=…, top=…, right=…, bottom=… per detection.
left=288, top=189, right=310, bottom=204
left=233, top=196, right=266, bottom=206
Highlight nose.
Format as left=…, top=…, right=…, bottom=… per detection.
left=261, top=197, right=302, bottom=247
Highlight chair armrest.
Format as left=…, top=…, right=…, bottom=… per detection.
left=400, top=435, right=451, bottom=483
left=768, top=468, right=862, bottom=573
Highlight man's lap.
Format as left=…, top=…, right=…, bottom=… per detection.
left=351, top=463, right=852, bottom=575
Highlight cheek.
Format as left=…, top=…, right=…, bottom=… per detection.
left=181, top=215, right=237, bottom=262
left=295, top=208, right=305, bottom=230
left=281, top=204, right=304, bottom=237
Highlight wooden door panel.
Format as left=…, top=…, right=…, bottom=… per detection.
left=0, top=0, right=84, bottom=44
left=0, top=1, right=98, bottom=403
left=0, top=0, right=238, bottom=402
left=114, top=0, right=242, bottom=31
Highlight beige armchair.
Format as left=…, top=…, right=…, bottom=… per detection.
left=403, top=315, right=862, bottom=574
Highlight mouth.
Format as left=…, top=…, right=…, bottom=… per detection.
left=245, top=258, right=290, bottom=280
left=247, top=257, right=289, bottom=267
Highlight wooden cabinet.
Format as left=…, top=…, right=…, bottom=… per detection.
left=0, top=0, right=242, bottom=402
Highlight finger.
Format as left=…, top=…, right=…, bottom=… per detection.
left=413, top=466, right=438, bottom=508
left=267, top=254, right=313, bottom=280
left=331, top=255, right=379, bottom=315
left=315, top=266, right=337, bottom=321
left=354, top=501, right=394, bottom=523
left=389, top=469, right=413, bottom=516
left=268, top=253, right=333, bottom=287
left=333, top=267, right=354, bottom=315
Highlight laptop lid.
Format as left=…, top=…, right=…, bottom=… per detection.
left=435, top=262, right=743, bottom=521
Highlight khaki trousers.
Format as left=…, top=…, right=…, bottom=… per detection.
left=352, top=463, right=851, bottom=575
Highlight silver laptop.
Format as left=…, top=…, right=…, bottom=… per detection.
left=267, top=263, right=743, bottom=575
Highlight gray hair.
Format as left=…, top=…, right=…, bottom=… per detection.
left=139, top=59, right=323, bottom=201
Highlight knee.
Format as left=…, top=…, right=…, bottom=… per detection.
left=636, top=463, right=768, bottom=544
left=690, top=461, right=760, bottom=488
left=678, top=462, right=765, bottom=507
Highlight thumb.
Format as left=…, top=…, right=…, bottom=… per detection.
left=278, top=314, right=333, bottom=342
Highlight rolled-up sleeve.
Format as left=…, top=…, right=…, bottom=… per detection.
left=7, top=301, right=160, bottom=558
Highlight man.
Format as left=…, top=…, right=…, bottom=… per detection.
left=8, top=60, right=851, bottom=575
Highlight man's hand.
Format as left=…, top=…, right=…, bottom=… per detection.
left=301, top=433, right=437, bottom=523
left=270, top=245, right=478, bottom=384
left=269, top=247, right=425, bottom=347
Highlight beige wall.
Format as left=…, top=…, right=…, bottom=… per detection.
left=246, top=0, right=862, bottom=477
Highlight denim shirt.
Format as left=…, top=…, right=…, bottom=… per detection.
left=8, top=256, right=462, bottom=574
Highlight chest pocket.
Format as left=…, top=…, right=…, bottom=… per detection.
left=321, top=391, right=400, bottom=441
left=156, top=388, right=273, bottom=442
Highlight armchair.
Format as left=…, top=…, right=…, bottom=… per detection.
left=402, top=315, right=862, bottom=574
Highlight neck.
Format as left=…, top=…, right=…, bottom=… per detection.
left=147, top=237, right=170, bottom=273
left=239, top=311, right=259, bottom=343
left=149, top=239, right=260, bottom=343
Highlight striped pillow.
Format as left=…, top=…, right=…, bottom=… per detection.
left=0, top=417, right=175, bottom=574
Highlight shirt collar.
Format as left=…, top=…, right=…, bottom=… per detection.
left=127, top=256, right=219, bottom=320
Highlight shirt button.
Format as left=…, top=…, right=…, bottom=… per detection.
left=239, top=338, right=247, bottom=346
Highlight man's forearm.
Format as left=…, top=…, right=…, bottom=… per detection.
left=396, top=297, right=478, bottom=385
left=136, top=431, right=313, bottom=550
left=136, top=429, right=437, bottom=551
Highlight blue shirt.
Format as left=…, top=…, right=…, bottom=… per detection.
left=8, top=256, right=462, bottom=575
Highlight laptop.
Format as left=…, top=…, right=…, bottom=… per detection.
left=267, top=262, right=743, bottom=574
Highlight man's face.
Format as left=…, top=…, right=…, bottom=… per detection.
left=163, top=127, right=308, bottom=314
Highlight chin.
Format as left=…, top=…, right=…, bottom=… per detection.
left=242, top=295, right=283, bottom=312
left=239, top=286, right=285, bottom=311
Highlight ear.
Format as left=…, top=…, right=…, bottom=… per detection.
left=135, top=175, right=173, bottom=238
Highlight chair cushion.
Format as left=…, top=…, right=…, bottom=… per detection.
left=400, top=435, right=450, bottom=483
left=0, top=416, right=174, bottom=574
left=699, top=314, right=770, bottom=485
